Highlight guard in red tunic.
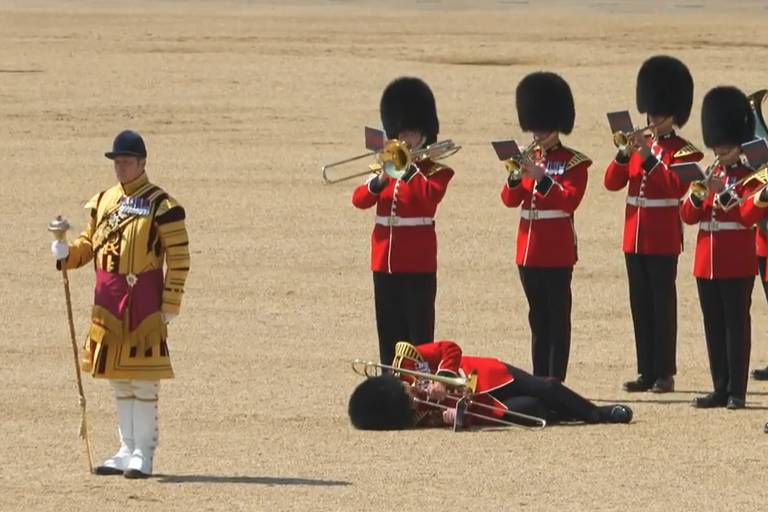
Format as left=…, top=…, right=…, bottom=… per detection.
left=604, top=55, right=703, bottom=393
left=681, top=86, right=759, bottom=409
left=352, top=77, right=454, bottom=365
left=348, top=340, right=633, bottom=429
left=500, top=72, right=591, bottom=382
left=752, top=225, right=768, bottom=380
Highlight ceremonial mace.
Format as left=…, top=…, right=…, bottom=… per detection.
left=48, top=216, right=94, bottom=474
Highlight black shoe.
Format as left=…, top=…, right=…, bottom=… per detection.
left=623, top=376, right=653, bottom=392
left=692, top=392, right=728, bottom=409
left=650, top=377, right=674, bottom=393
left=94, top=466, right=124, bottom=476
left=764, top=422, right=768, bottom=433
left=124, top=469, right=151, bottom=479
left=752, top=367, right=768, bottom=380
left=606, top=405, right=633, bottom=424
left=726, top=397, right=746, bottom=410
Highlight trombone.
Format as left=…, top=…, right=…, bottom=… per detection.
left=504, top=140, right=541, bottom=181
left=612, top=124, right=654, bottom=153
left=351, top=358, right=547, bottom=430
left=322, top=138, right=461, bottom=185
left=718, top=164, right=768, bottom=206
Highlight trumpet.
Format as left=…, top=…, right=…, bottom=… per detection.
left=504, top=140, right=541, bottom=181
left=351, top=358, right=547, bottom=430
left=689, top=158, right=721, bottom=202
left=321, top=138, right=461, bottom=185
left=612, top=124, right=654, bottom=153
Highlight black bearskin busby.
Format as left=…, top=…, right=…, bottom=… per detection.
left=701, top=86, right=755, bottom=148
left=348, top=375, right=414, bottom=430
left=516, top=72, right=575, bottom=135
left=636, top=55, right=694, bottom=127
left=380, top=77, right=439, bottom=145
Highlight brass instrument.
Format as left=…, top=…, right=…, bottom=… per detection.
left=612, top=124, right=654, bottom=153
left=504, top=140, right=540, bottom=181
left=321, top=138, right=461, bottom=185
left=721, top=165, right=768, bottom=205
left=351, top=341, right=547, bottom=430
left=689, top=158, right=720, bottom=202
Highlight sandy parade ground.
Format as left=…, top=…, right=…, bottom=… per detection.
left=1, top=0, right=768, bottom=510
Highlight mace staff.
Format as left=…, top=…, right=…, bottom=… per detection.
left=48, top=215, right=94, bottom=474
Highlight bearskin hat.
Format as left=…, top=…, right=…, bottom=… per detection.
left=636, top=55, right=694, bottom=127
left=516, top=71, right=575, bottom=134
left=380, top=77, right=439, bottom=145
left=701, top=86, right=755, bottom=148
left=348, top=375, right=414, bottom=431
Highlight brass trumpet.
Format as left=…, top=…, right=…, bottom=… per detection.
left=350, top=358, right=547, bottom=430
left=504, top=140, right=541, bottom=181
left=612, top=124, right=653, bottom=153
left=321, top=138, right=461, bottom=185
left=689, top=158, right=720, bottom=202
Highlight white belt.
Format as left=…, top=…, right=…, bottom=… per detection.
left=520, top=209, right=570, bottom=220
left=626, top=196, right=679, bottom=208
left=699, top=221, right=748, bottom=232
left=375, top=215, right=434, bottom=227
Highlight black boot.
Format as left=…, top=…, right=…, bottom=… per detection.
left=597, top=405, right=633, bottom=424
left=623, top=376, right=653, bottom=392
left=650, top=376, right=674, bottom=393
left=752, top=366, right=768, bottom=380
left=692, top=392, right=728, bottom=408
left=726, top=397, right=746, bottom=410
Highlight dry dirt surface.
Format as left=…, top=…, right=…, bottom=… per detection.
left=2, top=0, right=768, bottom=510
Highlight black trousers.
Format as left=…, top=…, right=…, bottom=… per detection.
left=373, top=272, right=436, bottom=365
left=758, top=256, right=768, bottom=302
left=489, top=365, right=596, bottom=422
left=624, top=254, right=678, bottom=380
left=517, top=266, right=573, bottom=381
left=696, top=277, right=754, bottom=400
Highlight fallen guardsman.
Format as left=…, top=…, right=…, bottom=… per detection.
left=349, top=340, right=633, bottom=430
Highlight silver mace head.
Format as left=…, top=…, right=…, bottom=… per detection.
left=48, top=215, right=70, bottom=241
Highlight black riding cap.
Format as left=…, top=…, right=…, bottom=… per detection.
left=105, top=130, right=147, bottom=159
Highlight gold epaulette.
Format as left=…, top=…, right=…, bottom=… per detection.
left=563, top=147, right=592, bottom=170
left=673, top=140, right=703, bottom=160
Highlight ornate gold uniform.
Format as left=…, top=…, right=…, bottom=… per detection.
left=60, top=173, right=189, bottom=380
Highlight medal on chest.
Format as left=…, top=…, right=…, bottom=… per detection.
left=545, top=160, right=566, bottom=176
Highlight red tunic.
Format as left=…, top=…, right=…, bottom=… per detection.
left=500, top=144, right=590, bottom=267
left=680, top=163, right=759, bottom=279
left=604, top=133, right=703, bottom=255
left=352, top=160, right=453, bottom=273
left=401, top=341, right=517, bottom=425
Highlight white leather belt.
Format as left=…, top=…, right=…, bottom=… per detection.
left=520, top=209, right=570, bottom=220
left=626, top=196, right=679, bottom=208
left=375, top=215, right=434, bottom=227
left=699, top=221, right=748, bottom=232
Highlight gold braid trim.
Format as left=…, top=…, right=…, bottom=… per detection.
left=674, top=142, right=703, bottom=160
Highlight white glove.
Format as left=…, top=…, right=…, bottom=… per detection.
left=161, top=312, right=177, bottom=324
left=51, top=240, right=69, bottom=261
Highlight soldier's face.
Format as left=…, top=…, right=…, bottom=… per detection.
left=113, top=156, right=146, bottom=184
left=713, top=144, right=740, bottom=165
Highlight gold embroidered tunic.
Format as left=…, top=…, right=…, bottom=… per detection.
left=60, top=173, right=190, bottom=380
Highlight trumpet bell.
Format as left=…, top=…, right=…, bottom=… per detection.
left=689, top=180, right=708, bottom=201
